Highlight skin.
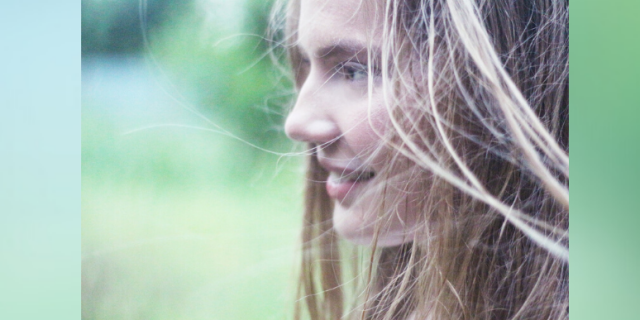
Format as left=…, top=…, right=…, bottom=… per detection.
left=285, top=0, right=420, bottom=247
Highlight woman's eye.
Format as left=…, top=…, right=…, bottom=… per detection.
left=338, top=62, right=370, bottom=81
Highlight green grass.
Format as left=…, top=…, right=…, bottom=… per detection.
left=82, top=99, right=304, bottom=319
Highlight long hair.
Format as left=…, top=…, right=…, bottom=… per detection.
left=270, top=0, right=569, bottom=319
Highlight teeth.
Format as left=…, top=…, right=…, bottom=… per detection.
left=329, top=171, right=375, bottom=183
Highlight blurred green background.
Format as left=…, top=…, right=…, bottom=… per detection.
left=80, top=0, right=640, bottom=319
left=82, top=0, right=304, bottom=319
left=571, top=1, right=640, bottom=319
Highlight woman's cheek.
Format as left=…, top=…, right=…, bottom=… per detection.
left=345, top=95, right=388, bottom=144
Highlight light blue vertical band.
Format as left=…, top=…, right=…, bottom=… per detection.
left=0, top=1, right=80, bottom=319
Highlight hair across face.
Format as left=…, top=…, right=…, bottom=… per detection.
left=277, top=0, right=569, bottom=319
left=285, top=0, right=422, bottom=247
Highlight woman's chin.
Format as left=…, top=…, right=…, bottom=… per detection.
left=332, top=202, right=415, bottom=247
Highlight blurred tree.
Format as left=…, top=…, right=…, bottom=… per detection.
left=146, top=0, right=292, bottom=151
left=83, top=0, right=294, bottom=182
left=82, top=0, right=194, bottom=56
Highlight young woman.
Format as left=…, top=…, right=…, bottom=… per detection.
left=273, top=0, right=568, bottom=319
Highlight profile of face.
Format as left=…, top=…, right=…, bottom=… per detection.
left=285, top=0, right=421, bottom=247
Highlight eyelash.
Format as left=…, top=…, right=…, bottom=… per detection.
left=337, top=61, right=373, bottom=81
left=298, top=55, right=378, bottom=83
left=338, top=62, right=367, bottom=81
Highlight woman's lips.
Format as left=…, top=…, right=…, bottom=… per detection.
left=325, top=170, right=375, bottom=202
left=317, top=157, right=376, bottom=202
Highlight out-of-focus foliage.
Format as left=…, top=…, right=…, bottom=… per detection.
left=82, top=0, right=303, bottom=319
left=148, top=1, right=290, bottom=149
left=82, top=0, right=189, bottom=55
left=83, top=0, right=292, bottom=149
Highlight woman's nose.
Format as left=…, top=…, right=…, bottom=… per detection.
left=284, top=80, right=341, bottom=144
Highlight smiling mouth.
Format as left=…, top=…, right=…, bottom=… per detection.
left=325, top=170, right=376, bottom=202
left=328, top=170, right=375, bottom=183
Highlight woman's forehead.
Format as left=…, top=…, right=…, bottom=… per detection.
left=297, top=0, right=383, bottom=56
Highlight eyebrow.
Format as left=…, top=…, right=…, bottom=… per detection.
left=299, top=40, right=379, bottom=61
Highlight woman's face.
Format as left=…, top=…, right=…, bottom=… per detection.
left=285, top=0, right=420, bottom=246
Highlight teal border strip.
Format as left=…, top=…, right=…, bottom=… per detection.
left=0, top=1, right=80, bottom=319
left=571, top=0, right=640, bottom=319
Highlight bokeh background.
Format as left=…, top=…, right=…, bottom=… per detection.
left=75, top=1, right=640, bottom=320
left=81, top=0, right=305, bottom=319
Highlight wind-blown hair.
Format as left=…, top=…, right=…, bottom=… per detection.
left=270, top=0, right=569, bottom=319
